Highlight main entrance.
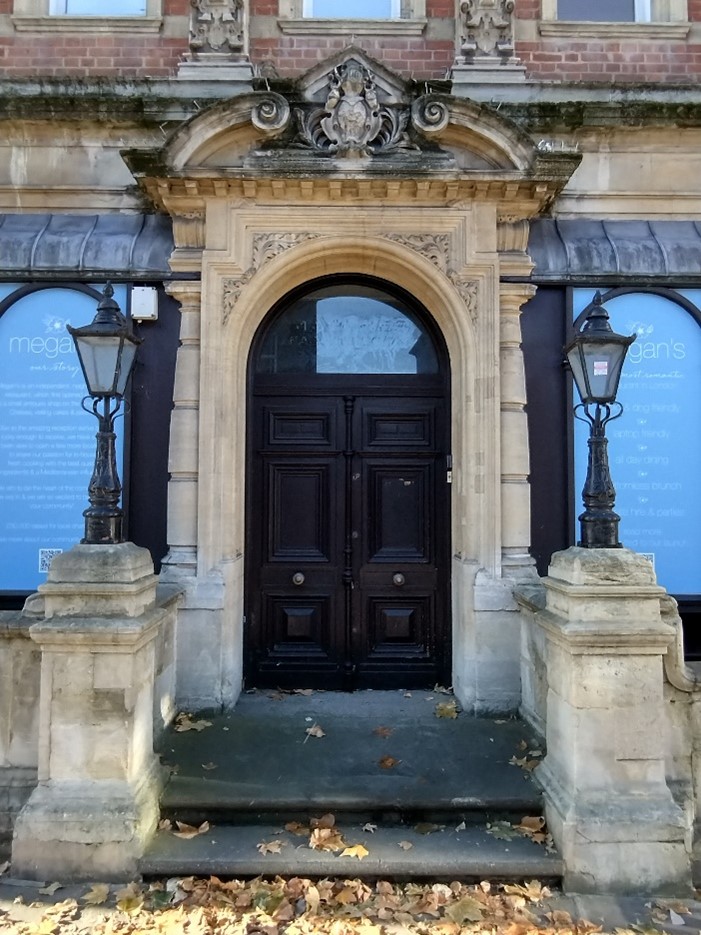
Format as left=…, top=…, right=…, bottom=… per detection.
left=245, top=278, right=450, bottom=690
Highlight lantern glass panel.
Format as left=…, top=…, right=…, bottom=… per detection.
left=582, top=339, right=627, bottom=403
left=74, top=334, right=123, bottom=396
left=115, top=340, right=138, bottom=396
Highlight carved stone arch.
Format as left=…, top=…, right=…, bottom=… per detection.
left=197, top=231, right=494, bottom=588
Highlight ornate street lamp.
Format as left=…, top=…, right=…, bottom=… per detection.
left=67, top=283, right=141, bottom=545
left=565, top=291, right=636, bottom=549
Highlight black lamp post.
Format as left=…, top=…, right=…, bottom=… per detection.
left=67, top=283, right=141, bottom=545
left=564, top=292, right=636, bottom=549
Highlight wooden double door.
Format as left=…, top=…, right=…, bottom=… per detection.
left=245, top=380, right=450, bottom=690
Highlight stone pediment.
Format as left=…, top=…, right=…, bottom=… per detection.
left=296, top=46, right=409, bottom=106
left=121, top=46, right=580, bottom=214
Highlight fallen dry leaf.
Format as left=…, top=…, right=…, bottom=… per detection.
left=39, top=882, right=63, bottom=896
left=309, top=827, right=347, bottom=851
left=173, top=820, right=211, bottom=840
left=398, top=840, right=413, bottom=850
left=294, top=688, right=314, bottom=696
left=515, top=816, right=546, bottom=835
left=373, top=726, right=394, bottom=738
left=81, top=883, right=111, bottom=905
left=504, top=880, right=551, bottom=902
left=363, top=822, right=378, bottom=833
left=435, top=701, right=458, bottom=719
left=340, top=843, right=369, bottom=860
left=285, top=820, right=309, bottom=836
left=201, top=762, right=218, bottom=771
left=174, top=712, right=212, bottom=732
left=445, top=895, right=484, bottom=923
left=257, top=839, right=287, bottom=855
left=158, top=818, right=173, bottom=831
left=379, top=755, right=401, bottom=769
left=305, top=723, right=326, bottom=739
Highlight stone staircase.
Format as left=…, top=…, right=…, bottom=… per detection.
left=140, top=690, right=562, bottom=881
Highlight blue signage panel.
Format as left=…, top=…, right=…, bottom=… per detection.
left=573, top=289, right=701, bottom=596
left=0, top=285, right=126, bottom=593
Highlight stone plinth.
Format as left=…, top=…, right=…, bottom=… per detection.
left=530, top=547, right=691, bottom=894
left=12, top=543, right=167, bottom=881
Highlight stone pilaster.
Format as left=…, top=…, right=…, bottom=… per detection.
left=12, top=544, right=169, bottom=881
left=499, top=281, right=536, bottom=580
left=532, top=547, right=691, bottom=894
left=161, top=281, right=201, bottom=580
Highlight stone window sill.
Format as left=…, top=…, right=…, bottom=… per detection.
left=278, top=17, right=427, bottom=36
left=539, top=20, right=690, bottom=38
left=12, top=14, right=163, bottom=31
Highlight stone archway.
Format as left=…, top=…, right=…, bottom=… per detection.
left=122, top=48, right=580, bottom=712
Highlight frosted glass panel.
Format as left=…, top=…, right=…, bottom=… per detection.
left=257, top=285, right=438, bottom=375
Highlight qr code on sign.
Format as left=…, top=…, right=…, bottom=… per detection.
left=39, top=549, right=62, bottom=573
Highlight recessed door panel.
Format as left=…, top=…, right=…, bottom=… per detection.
left=365, top=462, right=432, bottom=562
left=268, top=462, right=332, bottom=562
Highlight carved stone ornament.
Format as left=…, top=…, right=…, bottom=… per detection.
left=297, top=61, right=410, bottom=159
left=459, top=0, right=515, bottom=61
left=384, top=234, right=450, bottom=273
left=222, top=233, right=322, bottom=325
left=449, top=274, right=479, bottom=324
left=189, top=0, right=244, bottom=55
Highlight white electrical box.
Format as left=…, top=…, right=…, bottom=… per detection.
left=131, top=286, right=159, bottom=321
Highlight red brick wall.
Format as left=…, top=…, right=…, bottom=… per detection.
left=0, top=0, right=700, bottom=82
left=250, top=36, right=455, bottom=79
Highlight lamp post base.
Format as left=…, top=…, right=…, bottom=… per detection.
left=578, top=510, right=622, bottom=549
left=82, top=510, right=123, bottom=546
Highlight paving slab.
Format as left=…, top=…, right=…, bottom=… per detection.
left=159, top=690, right=543, bottom=822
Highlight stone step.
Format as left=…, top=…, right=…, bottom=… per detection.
left=141, top=820, right=563, bottom=882
left=160, top=775, right=543, bottom=829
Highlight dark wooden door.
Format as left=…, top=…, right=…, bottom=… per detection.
left=245, top=384, right=449, bottom=689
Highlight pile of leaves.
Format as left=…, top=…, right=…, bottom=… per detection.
left=0, top=876, right=668, bottom=935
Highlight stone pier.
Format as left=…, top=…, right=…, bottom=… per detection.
left=12, top=543, right=178, bottom=881
left=520, top=547, right=692, bottom=894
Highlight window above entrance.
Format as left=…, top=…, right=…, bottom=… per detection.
left=303, top=0, right=400, bottom=15
left=256, top=284, right=439, bottom=376
left=277, top=0, right=426, bottom=36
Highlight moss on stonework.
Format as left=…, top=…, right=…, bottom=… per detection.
left=1, top=76, right=701, bottom=133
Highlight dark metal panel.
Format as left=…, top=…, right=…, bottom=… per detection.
left=126, top=285, right=180, bottom=573
left=529, top=219, right=701, bottom=283
left=0, top=213, right=174, bottom=278
left=521, top=286, right=570, bottom=576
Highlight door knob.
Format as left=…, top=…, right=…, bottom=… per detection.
left=292, top=572, right=305, bottom=586
left=392, top=573, right=405, bottom=587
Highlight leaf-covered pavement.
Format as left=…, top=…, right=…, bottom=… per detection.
left=0, top=876, right=696, bottom=935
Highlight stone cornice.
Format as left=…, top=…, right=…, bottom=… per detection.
left=141, top=174, right=571, bottom=219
